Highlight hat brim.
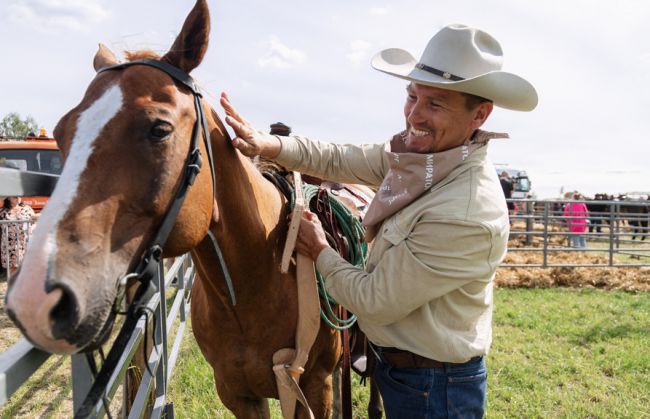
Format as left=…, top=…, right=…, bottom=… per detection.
left=371, top=48, right=538, bottom=111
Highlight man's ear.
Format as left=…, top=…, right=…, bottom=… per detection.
left=471, top=102, right=494, bottom=130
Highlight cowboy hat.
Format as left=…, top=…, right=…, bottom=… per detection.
left=371, top=24, right=538, bottom=111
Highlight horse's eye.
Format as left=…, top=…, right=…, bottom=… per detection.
left=149, top=121, right=173, bottom=141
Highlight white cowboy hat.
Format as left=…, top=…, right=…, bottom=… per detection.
left=371, top=24, right=538, bottom=111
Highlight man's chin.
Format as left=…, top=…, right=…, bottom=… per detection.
left=404, top=137, right=435, bottom=154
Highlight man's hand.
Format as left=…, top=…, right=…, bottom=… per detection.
left=295, top=211, right=330, bottom=262
left=220, top=92, right=282, bottom=159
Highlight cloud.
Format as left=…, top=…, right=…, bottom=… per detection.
left=370, top=7, right=389, bottom=16
left=258, top=36, right=306, bottom=69
left=5, top=0, right=109, bottom=31
left=346, top=39, right=372, bottom=67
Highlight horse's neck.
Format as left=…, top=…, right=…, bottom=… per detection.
left=206, top=108, right=286, bottom=251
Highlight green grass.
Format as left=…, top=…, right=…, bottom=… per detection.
left=488, top=288, right=650, bottom=418
left=2, top=288, right=646, bottom=417
left=168, top=288, right=650, bottom=418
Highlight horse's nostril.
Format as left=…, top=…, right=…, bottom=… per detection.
left=49, top=285, right=80, bottom=340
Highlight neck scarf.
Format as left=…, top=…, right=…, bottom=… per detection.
left=362, top=129, right=508, bottom=241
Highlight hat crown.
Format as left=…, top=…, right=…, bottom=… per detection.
left=420, top=24, right=503, bottom=79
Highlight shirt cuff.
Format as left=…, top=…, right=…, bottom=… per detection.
left=315, top=247, right=344, bottom=278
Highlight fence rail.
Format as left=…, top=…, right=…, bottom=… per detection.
left=504, top=198, right=650, bottom=267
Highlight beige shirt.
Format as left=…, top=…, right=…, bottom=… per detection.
left=275, top=135, right=509, bottom=363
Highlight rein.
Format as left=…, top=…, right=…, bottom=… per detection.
left=75, top=59, right=231, bottom=418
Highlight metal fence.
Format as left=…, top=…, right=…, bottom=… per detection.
left=504, top=199, right=650, bottom=267
left=0, top=253, right=195, bottom=417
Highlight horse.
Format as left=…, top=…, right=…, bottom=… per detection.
left=586, top=193, right=614, bottom=234
left=5, top=1, right=382, bottom=417
left=618, top=194, right=649, bottom=241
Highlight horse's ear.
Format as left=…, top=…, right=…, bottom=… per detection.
left=93, top=43, right=119, bottom=72
left=162, top=0, right=210, bottom=73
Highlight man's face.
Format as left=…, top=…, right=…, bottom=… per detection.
left=403, top=83, right=493, bottom=153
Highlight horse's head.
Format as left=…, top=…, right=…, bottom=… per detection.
left=6, top=0, right=219, bottom=353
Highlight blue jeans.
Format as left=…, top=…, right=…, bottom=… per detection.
left=570, top=234, right=587, bottom=248
left=373, top=347, right=487, bottom=419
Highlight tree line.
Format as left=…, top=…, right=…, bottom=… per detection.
left=0, top=113, right=40, bottom=139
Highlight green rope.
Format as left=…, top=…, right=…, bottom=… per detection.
left=300, top=184, right=368, bottom=330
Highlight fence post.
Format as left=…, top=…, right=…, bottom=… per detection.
left=609, top=202, right=615, bottom=266
left=525, top=201, right=533, bottom=245
left=543, top=201, right=549, bottom=267
left=71, top=354, right=94, bottom=414
left=153, top=258, right=168, bottom=414
left=179, top=258, right=187, bottom=323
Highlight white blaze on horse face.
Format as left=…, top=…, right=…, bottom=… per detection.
left=50, top=84, right=124, bottom=227
left=7, top=84, right=124, bottom=352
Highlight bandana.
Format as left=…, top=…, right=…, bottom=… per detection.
left=362, top=129, right=508, bottom=241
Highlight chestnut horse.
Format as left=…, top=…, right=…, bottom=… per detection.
left=5, top=1, right=343, bottom=417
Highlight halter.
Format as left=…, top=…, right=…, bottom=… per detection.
left=75, top=59, right=232, bottom=418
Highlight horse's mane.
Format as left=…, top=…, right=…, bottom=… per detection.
left=125, top=50, right=161, bottom=61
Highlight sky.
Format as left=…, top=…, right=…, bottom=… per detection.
left=1, top=0, right=649, bottom=199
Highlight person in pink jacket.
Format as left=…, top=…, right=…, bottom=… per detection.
left=563, top=192, right=589, bottom=248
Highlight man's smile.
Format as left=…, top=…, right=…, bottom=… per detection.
left=410, top=128, right=432, bottom=137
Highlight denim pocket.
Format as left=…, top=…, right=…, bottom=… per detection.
left=382, top=364, right=431, bottom=395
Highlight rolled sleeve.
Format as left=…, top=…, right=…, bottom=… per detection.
left=316, top=219, right=495, bottom=325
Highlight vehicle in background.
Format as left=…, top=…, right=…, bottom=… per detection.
left=0, top=129, right=61, bottom=212
left=495, top=164, right=533, bottom=199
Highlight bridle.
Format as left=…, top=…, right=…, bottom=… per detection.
left=75, top=59, right=229, bottom=418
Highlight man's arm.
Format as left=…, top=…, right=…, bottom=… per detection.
left=315, top=219, right=498, bottom=325
left=221, top=91, right=388, bottom=186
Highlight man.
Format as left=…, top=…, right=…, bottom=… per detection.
left=222, top=24, right=537, bottom=418
left=499, top=171, right=515, bottom=217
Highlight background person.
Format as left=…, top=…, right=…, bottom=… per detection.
left=563, top=192, right=589, bottom=248
left=222, top=23, right=537, bottom=418
left=499, top=171, right=515, bottom=220
left=0, top=197, right=38, bottom=275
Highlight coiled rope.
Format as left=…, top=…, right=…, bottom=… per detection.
left=300, top=184, right=368, bottom=330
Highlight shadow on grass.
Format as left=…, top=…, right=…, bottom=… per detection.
left=574, top=321, right=645, bottom=344
left=40, top=372, right=72, bottom=417
left=0, top=355, right=70, bottom=418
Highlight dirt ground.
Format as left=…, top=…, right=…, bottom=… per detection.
left=496, top=236, right=650, bottom=292
left=0, top=278, right=21, bottom=351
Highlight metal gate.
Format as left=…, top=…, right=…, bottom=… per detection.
left=504, top=198, right=650, bottom=267
left=0, top=253, right=195, bottom=417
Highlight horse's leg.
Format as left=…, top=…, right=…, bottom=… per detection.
left=367, top=378, right=384, bottom=419
left=215, top=380, right=270, bottom=419
left=298, top=369, right=333, bottom=419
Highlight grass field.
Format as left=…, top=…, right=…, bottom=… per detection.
left=1, top=287, right=648, bottom=418
left=165, top=288, right=650, bottom=418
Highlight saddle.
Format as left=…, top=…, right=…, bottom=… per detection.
left=262, top=165, right=375, bottom=418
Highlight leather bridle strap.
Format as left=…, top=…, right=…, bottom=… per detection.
left=75, top=59, right=224, bottom=418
